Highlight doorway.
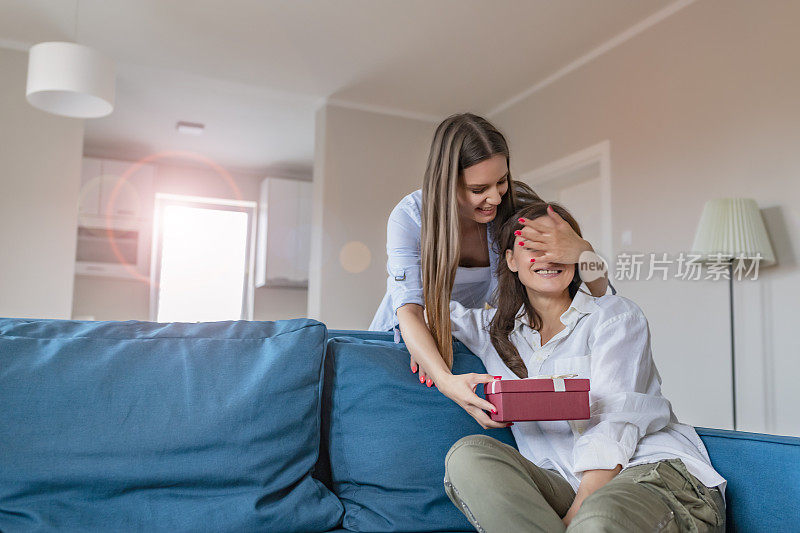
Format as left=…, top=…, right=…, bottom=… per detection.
left=517, top=141, right=612, bottom=262
left=150, top=193, right=257, bottom=322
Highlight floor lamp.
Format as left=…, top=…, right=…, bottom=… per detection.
left=691, top=199, right=775, bottom=431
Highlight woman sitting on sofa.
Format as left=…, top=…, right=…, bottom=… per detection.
left=431, top=201, right=726, bottom=532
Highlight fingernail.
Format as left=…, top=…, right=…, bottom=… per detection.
left=412, top=364, right=417, bottom=372
left=547, top=205, right=553, bottom=212
left=508, top=423, right=514, bottom=427
left=420, top=376, right=424, bottom=383
left=518, top=218, right=525, bottom=223
left=426, top=379, right=432, bottom=387
left=530, top=258, right=535, bottom=263
left=518, top=241, right=524, bottom=246
left=514, top=230, right=521, bottom=236
left=493, top=376, right=502, bottom=379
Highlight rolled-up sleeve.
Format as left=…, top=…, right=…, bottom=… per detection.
left=385, top=203, right=424, bottom=320
left=572, top=311, right=671, bottom=474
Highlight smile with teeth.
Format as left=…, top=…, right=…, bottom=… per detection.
left=478, top=206, right=495, bottom=213
left=533, top=267, right=563, bottom=277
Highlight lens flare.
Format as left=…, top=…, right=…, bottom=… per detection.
left=101, top=150, right=243, bottom=286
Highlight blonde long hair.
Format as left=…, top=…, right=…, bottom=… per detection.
left=420, top=113, right=539, bottom=369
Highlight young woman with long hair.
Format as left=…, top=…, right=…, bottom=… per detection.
left=369, top=113, right=612, bottom=429
left=441, top=201, right=726, bottom=532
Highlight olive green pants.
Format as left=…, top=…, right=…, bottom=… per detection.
left=444, top=435, right=725, bottom=533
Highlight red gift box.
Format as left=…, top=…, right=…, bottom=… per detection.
left=485, top=376, right=590, bottom=422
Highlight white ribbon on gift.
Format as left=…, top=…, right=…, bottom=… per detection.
left=531, top=373, right=578, bottom=392
left=490, top=373, right=578, bottom=394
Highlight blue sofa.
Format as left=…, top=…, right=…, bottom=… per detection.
left=0, top=317, right=797, bottom=532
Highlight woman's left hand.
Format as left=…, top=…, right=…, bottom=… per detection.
left=516, top=205, right=592, bottom=263
left=561, top=466, right=622, bottom=526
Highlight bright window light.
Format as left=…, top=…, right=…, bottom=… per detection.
left=155, top=202, right=251, bottom=322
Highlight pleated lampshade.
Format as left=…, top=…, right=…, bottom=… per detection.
left=691, top=198, right=776, bottom=266
left=26, top=41, right=115, bottom=118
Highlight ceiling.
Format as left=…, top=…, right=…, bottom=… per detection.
left=0, top=0, right=681, bottom=174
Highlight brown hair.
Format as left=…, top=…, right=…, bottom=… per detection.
left=420, top=113, right=540, bottom=369
left=488, top=202, right=584, bottom=378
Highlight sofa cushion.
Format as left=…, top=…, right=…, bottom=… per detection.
left=324, top=336, right=516, bottom=532
left=0, top=317, right=343, bottom=532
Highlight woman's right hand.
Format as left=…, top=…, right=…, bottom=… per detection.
left=410, top=355, right=434, bottom=387
left=436, top=373, right=512, bottom=429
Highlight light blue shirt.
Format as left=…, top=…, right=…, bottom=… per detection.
left=369, top=189, right=500, bottom=340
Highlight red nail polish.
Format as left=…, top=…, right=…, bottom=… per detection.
left=518, top=218, right=525, bottom=223
left=530, top=258, right=535, bottom=263
left=426, top=379, right=432, bottom=387
left=518, top=241, right=524, bottom=246
left=491, top=409, right=497, bottom=414
left=508, top=423, right=514, bottom=427
left=493, top=376, right=502, bottom=379
left=514, top=230, right=521, bottom=236
left=420, top=376, right=424, bottom=383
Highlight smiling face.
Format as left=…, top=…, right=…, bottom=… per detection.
left=457, top=154, right=509, bottom=223
left=505, top=222, right=575, bottom=296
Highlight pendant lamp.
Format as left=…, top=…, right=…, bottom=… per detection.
left=26, top=41, right=115, bottom=118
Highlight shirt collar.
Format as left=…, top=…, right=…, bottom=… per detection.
left=514, top=290, right=600, bottom=330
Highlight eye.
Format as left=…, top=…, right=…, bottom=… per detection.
left=472, top=179, right=506, bottom=194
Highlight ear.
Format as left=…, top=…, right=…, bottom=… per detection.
left=505, top=249, right=518, bottom=272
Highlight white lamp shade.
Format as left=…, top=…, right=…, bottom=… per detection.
left=691, top=198, right=776, bottom=266
left=26, top=42, right=115, bottom=118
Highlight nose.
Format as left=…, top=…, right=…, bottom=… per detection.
left=487, top=187, right=502, bottom=205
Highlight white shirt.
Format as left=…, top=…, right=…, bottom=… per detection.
left=448, top=292, right=726, bottom=496
left=369, top=189, right=499, bottom=339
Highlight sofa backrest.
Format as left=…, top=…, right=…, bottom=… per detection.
left=0, top=317, right=344, bottom=532
left=695, top=427, right=800, bottom=532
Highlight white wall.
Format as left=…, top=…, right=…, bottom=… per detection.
left=0, top=47, right=84, bottom=319
left=491, top=0, right=800, bottom=435
left=308, top=104, right=435, bottom=329
left=71, top=161, right=308, bottom=322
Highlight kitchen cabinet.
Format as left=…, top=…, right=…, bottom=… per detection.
left=99, top=159, right=154, bottom=219
left=78, top=157, right=154, bottom=220
left=75, top=157, right=155, bottom=279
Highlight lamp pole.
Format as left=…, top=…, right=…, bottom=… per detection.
left=728, top=260, right=737, bottom=431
